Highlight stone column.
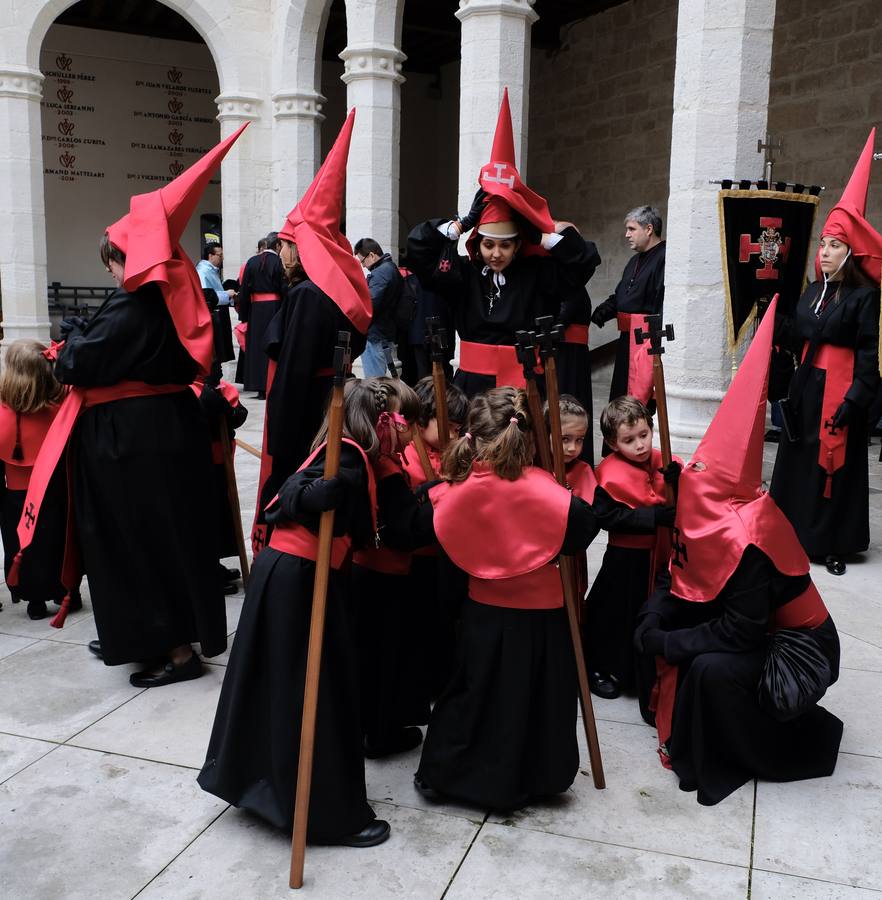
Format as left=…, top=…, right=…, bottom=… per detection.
left=271, top=90, right=325, bottom=224
left=340, top=42, right=406, bottom=258
left=664, top=0, right=776, bottom=450
left=215, top=93, right=265, bottom=271
left=0, top=67, right=51, bottom=346
left=455, top=0, right=537, bottom=215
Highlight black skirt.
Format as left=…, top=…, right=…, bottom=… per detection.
left=199, top=548, right=375, bottom=840
left=417, top=599, right=579, bottom=810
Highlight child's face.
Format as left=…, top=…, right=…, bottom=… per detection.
left=611, top=418, right=653, bottom=465
left=420, top=417, right=461, bottom=450
left=559, top=415, right=588, bottom=464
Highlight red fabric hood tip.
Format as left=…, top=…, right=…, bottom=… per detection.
left=106, top=123, right=249, bottom=374
left=428, top=465, right=571, bottom=579
left=466, top=87, right=555, bottom=262
left=814, top=128, right=882, bottom=284
left=277, top=109, right=371, bottom=335
left=671, top=294, right=809, bottom=602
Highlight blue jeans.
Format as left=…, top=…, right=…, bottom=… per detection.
left=361, top=338, right=393, bottom=377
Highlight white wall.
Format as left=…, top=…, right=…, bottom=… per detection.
left=40, top=24, right=221, bottom=287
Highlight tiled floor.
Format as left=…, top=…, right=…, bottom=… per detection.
left=0, top=373, right=880, bottom=899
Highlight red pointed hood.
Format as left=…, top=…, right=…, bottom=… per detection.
left=466, top=88, right=555, bottom=261
left=278, top=109, right=371, bottom=335
left=815, top=129, right=882, bottom=284
left=105, top=123, right=248, bottom=374
left=671, top=294, right=809, bottom=601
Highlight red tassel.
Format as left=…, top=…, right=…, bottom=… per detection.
left=823, top=475, right=833, bottom=500
left=49, top=594, right=70, bottom=629
left=7, top=552, right=22, bottom=588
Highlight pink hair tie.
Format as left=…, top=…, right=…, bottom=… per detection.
left=510, top=416, right=518, bottom=424
left=464, top=432, right=472, bottom=442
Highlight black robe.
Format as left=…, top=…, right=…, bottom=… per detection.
left=770, top=281, right=880, bottom=557
left=55, top=284, right=226, bottom=665
left=592, top=241, right=666, bottom=405
left=238, top=251, right=284, bottom=393
left=406, top=221, right=599, bottom=397
left=417, top=495, right=600, bottom=811
left=199, top=444, right=383, bottom=838
left=639, top=547, right=842, bottom=806
left=257, top=279, right=367, bottom=525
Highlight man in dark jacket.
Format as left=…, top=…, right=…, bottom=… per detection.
left=355, top=238, right=403, bottom=376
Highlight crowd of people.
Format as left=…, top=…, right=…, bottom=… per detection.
left=2, top=97, right=878, bottom=852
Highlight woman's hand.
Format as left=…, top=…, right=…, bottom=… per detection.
left=553, top=220, right=578, bottom=234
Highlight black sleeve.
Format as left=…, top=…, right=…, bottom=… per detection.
left=559, top=495, right=600, bottom=554
left=845, top=287, right=881, bottom=408
left=550, top=228, right=601, bottom=289
left=375, top=473, right=436, bottom=551
left=237, top=259, right=253, bottom=324
left=591, top=486, right=657, bottom=533
left=658, top=548, right=774, bottom=664
left=592, top=294, right=618, bottom=324
left=405, top=219, right=468, bottom=296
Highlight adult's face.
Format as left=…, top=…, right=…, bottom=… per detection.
left=479, top=237, right=520, bottom=273
left=818, top=235, right=850, bottom=280
left=280, top=239, right=300, bottom=270
left=106, top=258, right=125, bottom=288
left=209, top=246, right=224, bottom=267
left=625, top=219, right=654, bottom=253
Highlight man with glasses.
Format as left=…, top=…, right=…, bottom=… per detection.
left=354, top=238, right=403, bottom=377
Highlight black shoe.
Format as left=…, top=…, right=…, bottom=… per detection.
left=329, top=819, right=391, bottom=848
left=825, top=555, right=846, bottom=576
left=88, top=640, right=103, bottom=659
left=364, top=726, right=423, bottom=759
left=130, top=653, right=202, bottom=688
left=413, top=774, right=442, bottom=802
left=256, top=391, right=266, bottom=400
left=764, top=428, right=781, bottom=443
left=589, top=671, right=620, bottom=700
left=223, top=582, right=239, bottom=596
left=219, top=564, right=240, bottom=583
left=27, top=600, right=48, bottom=620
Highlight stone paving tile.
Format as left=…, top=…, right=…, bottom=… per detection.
left=0, top=745, right=226, bottom=900
left=590, top=693, right=650, bottom=727
left=822, top=668, right=882, bottom=759
left=445, top=823, right=750, bottom=900
left=42, top=613, right=98, bottom=646
left=364, top=737, right=487, bottom=824
left=750, top=870, right=882, bottom=899
left=0, top=733, right=56, bottom=783
left=839, top=632, right=882, bottom=672
left=0, top=603, right=93, bottom=641
left=0, top=640, right=142, bottom=743
left=754, top=752, right=882, bottom=891
left=489, top=719, right=753, bottom=868
left=137, top=801, right=480, bottom=900
left=0, top=632, right=37, bottom=660
left=69, top=664, right=225, bottom=769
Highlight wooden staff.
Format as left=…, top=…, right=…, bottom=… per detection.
left=534, top=316, right=605, bottom=790
left=218, top=423, right=250, bottom=588
left=235, top=437, right=262, bottom=459
left=634, top=314, right=676, bottom=503
left=425, top=317, right=450, bottom=450
left=289, top=331, right=352, bottom=890
left=384, top=345, right=435, bottom=481
left=514, top=330, right=553, bottom=472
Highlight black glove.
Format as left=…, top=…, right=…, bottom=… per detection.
left=199, top=384, right=230, bottom=419
left=653, top=505, right=676, bottom=528
left=830, top=399, right=855, bottom=430
left=59, top=316, right=88, bottom=338
left=633, top=612, right=662, bottom=653
left=299, top=477, right=347, bottom=513
left=660, top=460, right=682, bottom=489
left=641, top=629, right=667, bottom=657
left=458, top=188, right=488, bottom=232
left=590, top=307, right=607, bottom=328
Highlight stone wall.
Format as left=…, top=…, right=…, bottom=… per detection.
left=528, top=0, right=679, bottom=345
left=768, top=0, right=882, bottom=238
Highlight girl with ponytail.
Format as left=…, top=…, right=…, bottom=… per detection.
left=414, top=386, right=602, bottom=811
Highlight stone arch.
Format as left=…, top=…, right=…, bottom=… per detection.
left=24, top=0, right=236, bottom=92
left=275, top=0, right=335, bottom=95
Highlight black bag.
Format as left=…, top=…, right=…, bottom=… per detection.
left=758, top=628, right=832, bottom=722
left=394, top=268, right=420, bottom=332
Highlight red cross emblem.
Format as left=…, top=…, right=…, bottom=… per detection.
left=439, top=259, right=451, bottom=273
left=739, top=217, right=791, bottom=281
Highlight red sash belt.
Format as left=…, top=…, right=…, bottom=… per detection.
left=563, top=324, right=589, bottom=346
left=608, top=532, right=656, bottom=550
left=251, top=359, right=278, bottom=555
left=268, top=521, right=350, bottom=570
left=459, top=340, right=540, bottom=389
left=772, top=580, right=828, bottom=630
left=251, top=292, right=280, bottom=302
left=10, top=381, right=187, bottom=587
left=801, top=341, right=853, bottom=499
left=352, top=545, right=412, bottom=576
left=616, top=312, right=654, bottom=403
left=468, top=563, right=564, bottom=610
left=234, top=322, right=247, bottom=350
